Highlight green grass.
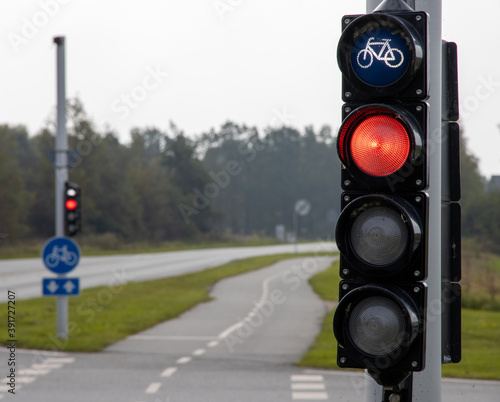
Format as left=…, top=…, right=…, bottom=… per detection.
left=0, top=252, right=332, bottom=352
left=299, top=260, right=500, bottom=380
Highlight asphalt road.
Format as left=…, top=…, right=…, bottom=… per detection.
left=1, top=257, right=334, bottom=401
left=1, top=255, right=499, bottom=401
left=0, top=242, right=336, bottom=300
left=1, top=250, right=499, bottom=401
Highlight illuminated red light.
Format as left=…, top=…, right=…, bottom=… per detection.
left=350, top=115, right=410, bottom=177
left=66, top=199, right=78, bottom=210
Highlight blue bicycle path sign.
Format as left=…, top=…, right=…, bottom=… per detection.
left=41, top=237, right=80, bottom=274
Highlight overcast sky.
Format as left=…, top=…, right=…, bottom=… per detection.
left=1, top=0, right=500, bottom=178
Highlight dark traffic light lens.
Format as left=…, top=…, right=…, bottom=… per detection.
left=336, top=194, right=424, bottom=279
left=348, top=296, right=405, bottom=355
left=350, top=206, right=408, bottom=266
left=333, top=284, right=425, bottom=372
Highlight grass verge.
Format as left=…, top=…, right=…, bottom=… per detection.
left=0, top=252, right=331, bottom=352
left=0, top=236, right=281, bottom=259
left=298, top=259, right=500, bottom=380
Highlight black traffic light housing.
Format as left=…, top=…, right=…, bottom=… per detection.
left=441, top=40, right=462, bottom=365
left=334, top=282, right=427, bottom=377
left=338, top=102, right=427, bottom=192
left=336, top=192, right=427, bottom=282
left=64, top=181, right=81, bottom=237
left=338, top=11, right=427, bottom=102
left=333, top=7, right=430, bottom=389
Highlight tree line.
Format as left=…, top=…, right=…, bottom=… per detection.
left=0, top=99, right=340, bottom=246
left=0, top=98, right=499, bottom=252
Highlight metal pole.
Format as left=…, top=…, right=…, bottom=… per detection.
left=54, top=36, right=68, bottom=340
left=293, top=211, right=298, bottom=253
left=363, top=0, right=443, bottom=401
left=412, top=1, right=443, bottom=399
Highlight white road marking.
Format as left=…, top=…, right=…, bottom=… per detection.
left=292, top=391, right=328, bottom=400
left=291, top=374, right=328, bottom=400
left=44, top=357, right=75, bottom=364
left=292, top=383, right=326, bottom=391
left=161, top=367, right=177, bottom=378
left=216, top=270, right=284, bottom=340
left=207, top=340, right=219, bottom=347
left=15, top=376, right=37, bottom=384
left=291, top=375, right=324, bottom=382
left=18, top=368, right=51, bottom=376
left=128, top=335, right=216, bottom=341
left=0, top=385, right=16, bottom=392
left=176, top=356, right=192, bottom=364
left=0, top=354, right=75, bottom=397
left=193, top=348, right=205, bottom=356
left=32, top=363, right=64, bottom=370
left=145, top=382, right=162, bottom=394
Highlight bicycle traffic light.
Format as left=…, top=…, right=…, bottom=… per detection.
left=64, top=182, right=81, bottom=237
left=333, top=6, right=429, bottom=388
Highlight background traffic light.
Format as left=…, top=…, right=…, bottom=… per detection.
left=333, top=8, right=429, bottom=388
left=64, top=181, right=81, bottom=237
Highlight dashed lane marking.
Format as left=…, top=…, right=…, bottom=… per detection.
left=176, top=356, right=192, bottom=364
left=145, top=382, right=162, bottom=394
left=160, top=367, right=177, bottom=378
left=193, top=348, right=205, bottom=356
left=18, top=368, right=50, bottom=376
left=128, top=335, right=217, bottom=341
left=15, top=376, right=37, bottom=385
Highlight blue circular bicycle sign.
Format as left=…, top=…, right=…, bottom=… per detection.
left=42, top=236, right=80, bottom=274
left=351, top=27, right=410, bottom=87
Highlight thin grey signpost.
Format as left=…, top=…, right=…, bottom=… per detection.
left=54, top=36, right=69, bottom=339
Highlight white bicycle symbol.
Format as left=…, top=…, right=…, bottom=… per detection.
left=356, top=37, right=404, bottom=69
left=44, top=245, right=77, bottom=268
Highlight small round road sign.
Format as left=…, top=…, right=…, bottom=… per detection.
left=41, top=236, right=80, bottom=274
left=295, top=199, right=311, bottom=216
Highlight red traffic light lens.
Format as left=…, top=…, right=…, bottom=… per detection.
left=338, top=105, right=421, bottom=181
left=350, top=115, right=410, bottom=177
left=65, top=199, right=78, bottom=210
